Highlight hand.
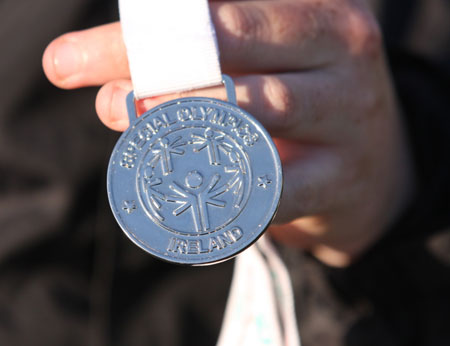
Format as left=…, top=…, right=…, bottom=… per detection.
left=43, top=0, right=414, bottom=267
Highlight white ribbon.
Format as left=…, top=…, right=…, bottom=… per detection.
left=217, top=236, right=302, bottom=346
left=119, top=0, right=222, bottom=99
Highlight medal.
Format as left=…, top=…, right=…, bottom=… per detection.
left=109, top=0, right=282, bottom=265
left=108, top=76, right=282, bottom=265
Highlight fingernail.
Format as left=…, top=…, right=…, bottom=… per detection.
left=53, top=41, right=82, bottom=80
left=110, top=84, right=130, bottom=123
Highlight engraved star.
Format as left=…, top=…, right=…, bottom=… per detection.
left=122, top=200, right=137, bottom=214
left=257, top=175, right=272, bottom=189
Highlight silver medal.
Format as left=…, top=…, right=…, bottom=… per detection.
left=107, top=76, right=282, bottom=265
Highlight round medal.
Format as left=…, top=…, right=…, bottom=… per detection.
left=107, top=77, right=282, bottom=265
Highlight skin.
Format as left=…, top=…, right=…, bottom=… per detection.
left=42, top=0, right=415, bottom=267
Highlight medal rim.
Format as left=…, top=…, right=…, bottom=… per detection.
left=107, top=96, right=282, bottom=266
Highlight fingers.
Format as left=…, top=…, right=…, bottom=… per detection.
left=43, top=23, right=129, bottom=89
left=43, top=1, right=343, bottom=89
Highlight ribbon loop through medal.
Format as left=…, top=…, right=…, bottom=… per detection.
left=108, top=0, right=282, bottom=265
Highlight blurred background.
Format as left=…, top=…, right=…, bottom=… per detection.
left=0, top=1, right=449, bottom=345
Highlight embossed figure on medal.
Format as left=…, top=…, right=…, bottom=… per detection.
left=107, top=76, right=282, bottom=265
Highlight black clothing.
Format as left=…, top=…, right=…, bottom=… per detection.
left=0, top=1, right=449, bottom=345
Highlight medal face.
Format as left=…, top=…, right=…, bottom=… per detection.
left=107, top=97, right=282, bottom=265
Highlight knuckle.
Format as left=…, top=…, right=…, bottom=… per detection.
left=361, top=18, right=382, bottom=57
left=268, top=4, right=316, bottom=44
left=218, top=3, right=262, bottom=44
left=362, top=85, right=383, bottom=113
left=263, top=77, right=296, bottom=128
left=344, top=5, right=383, bottom=57
left=346, top=74, right=386, bottom=126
